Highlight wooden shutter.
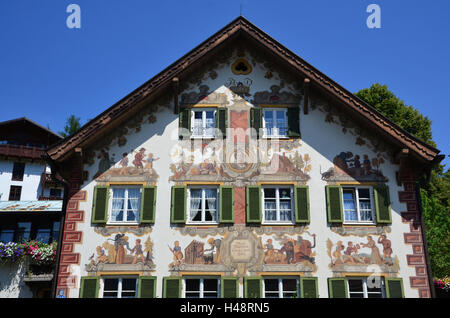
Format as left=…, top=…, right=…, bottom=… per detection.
left=92, top=186, right=109, bottom=224
left=221, top=277, right=239, bottom=298
left=140, top=186, right=156, bottom=224
left=374, top=185, right=392, bottom=223
left=287, top=107, right=301, bottom=137
left=163, top=277, right=181, bottom=298
left=171, top=186, right=186, bottom=223
left=217, top=108, right=227, bottom=138
left=385, top=278, right=404, bottom=298
left=300, top=277, right=318, bottom=298
left=294, top=186, right=310, bottom=223
left=79, top=276, right=99, bottom=298
left=246, top=186, right=261, bottom=223
left=179, top=108, right=191, bottom=139
left=220, top=186, right=234, bottom=223
left=328, top=278, right=347, bottom=298
left=326, top=185, right=344, bottom=223
left=250, top=108, right=262, bottom=138
left=244, top=277, right=262, bottom=298
left=138, top=276, right=157, bottom=298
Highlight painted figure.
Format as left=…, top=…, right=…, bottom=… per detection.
left=144, top=153, right=160, bottom=170
left=361, top=236, right=383, bottom=265
left=169, top=241, right=184, bottom=266
left=133, top=148, right=146, bottom=168
left=119, top=152, right=129, bottom=175
left=378, top=235, right=393, bottom=258
left=130, top=239, right=146, bottom=264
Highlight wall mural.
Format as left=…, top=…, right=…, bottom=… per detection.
left=93, top=148, right=159, bottom=182
left=326, top=234, right=399, bottom=273
left=321, top=151, right=387, bottom=182
left=85, top=233, right=155, bottom=273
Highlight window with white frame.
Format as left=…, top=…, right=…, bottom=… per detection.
left=187, top=187, right=219, bottom=224
left=347, top=277, right=385, bottom=298
left=101, top=277, right=138, bottom=298
left=342, top=187, right=375, bottom=224
left=262, top=108, right=288, bottom=138
left=109, top=186, right=141, bottom=224
left=191, top=109, right=216, bottom=138
left=263, top=277, right=299, bottom=298
left=262, top=187, right=294, bottom=224
left=184, top=277, right=220, bottom=298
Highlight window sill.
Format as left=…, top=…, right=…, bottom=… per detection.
left=343, top=222, right=377, bottom=227
left=262, top=222, right=296, bottom=226
left=106, top=222, right=140, bottom=226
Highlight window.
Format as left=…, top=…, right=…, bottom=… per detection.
left=187, top=187, right=218, bottom=224
left=50, top=188, right=62, bottom=198
left=101, top=277, right=137, bottom=298
left=109, top=186, right=141, bottom=224
left=262, top=109, right=288, bottom=138
left=191, top=109, right=216, bottom=138
left=0, top=218, right=59, bottom=243
left=263, top=277, right=299, bottom=298
left=348, top=277, right=385, bottom=298
left=342, top=187, right=375, bottom=224
left=11, top=162, right=25, bottom=181
left=184, top=277, right=220, bottom=298
left=262, top=186, right=294, bottom=224
left=9, top=185, right=22, bottom=201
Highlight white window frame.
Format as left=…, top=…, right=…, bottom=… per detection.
left=100, top=276, right=138, bottom=298
left=261, top=186, right=295, bottom=225
left=190, top=108, right=217, bottom=139
left=183, top=276, right=221, bottom=298
left=341, top=186, right=376, bottom=225
left=107, top=185, right=142, bottom=225
left=263, top=277, right=299, bottom=298
left=347, top=277, right=386, bottom=298
left=186, top=186, right=219, bottom=225
left=262, top=108, right=288, bottom=138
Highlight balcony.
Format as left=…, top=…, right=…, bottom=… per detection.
left=0, top=144, right=45, bottom=160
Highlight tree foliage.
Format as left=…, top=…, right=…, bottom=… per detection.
left=355, top=83, right=449, bottom=278
left=59, top=115, right=81, bottom=138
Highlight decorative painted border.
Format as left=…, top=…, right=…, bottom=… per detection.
left=398, top=163, right=431, bottom=298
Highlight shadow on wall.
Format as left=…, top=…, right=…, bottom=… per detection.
left=0, top=262, right=33, bottom=298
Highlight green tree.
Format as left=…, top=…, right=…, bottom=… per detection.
left=59, top=115, right=81, bottom=138
left=355, top=83, right=449, bottom=278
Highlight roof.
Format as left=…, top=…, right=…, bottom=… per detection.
left=0, top=117, right=62, bottom=146
left=0, top=200, right=63, bottom=212
left=46, top=17, right=441, bottom=164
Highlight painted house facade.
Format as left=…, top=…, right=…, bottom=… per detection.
left=0, top=118, right=64, bottom=298
left=47, top=18, right=442, bottom=299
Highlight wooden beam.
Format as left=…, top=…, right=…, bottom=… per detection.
left=172, top=77, right=180, bottom=114
left=303, top=78, right=310, bottom=115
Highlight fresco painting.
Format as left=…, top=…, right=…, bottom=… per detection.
left=263, top=232, right=316, bottom=265
left=327, top=234, right=399, bottom=272
left=321, top=151, right=387, bottom=182
left=169, top=237, right=223, bottom=268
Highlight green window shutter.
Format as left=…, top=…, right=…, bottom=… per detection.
left=221, top=277, right=239, bottom=298
left=217, top=108, right=227, bottom=138
left=171, top=186, right=186, bottom=224
left=220, top=186, right=234, bottom=223
left=140, top=186, right=157, bottom=224
left=326, top=186, right=344, bottom=223
left=246, top=186, right=262, bottom=223
left=79, top=276, right=99, bottom=298
left=179, top=108, right=191, bottom=139
left=300, top=277, right=318, bottom=298
left=294, top=186, right=310, bottom=223
left=328, top=278, right=348, bottom=298
left=163, top=277, right=181, bottom=298
left=385, top=278, right=404, bottom=298
left=92, top=186, right=109, bottom=224
left=138, top=276, right=157, bottom=298
left=374, top=185, right=392, bottom=224
left=250, top=108, right=262, bottom=138
left=287, top=107, right=301, bottom=137
left=244, top=277, right=262, bottom=298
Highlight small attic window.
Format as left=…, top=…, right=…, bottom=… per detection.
left=231, top=58, right=252, bottom=75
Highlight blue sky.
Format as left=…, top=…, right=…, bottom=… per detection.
left=0, top=0, right=448, bottom=167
